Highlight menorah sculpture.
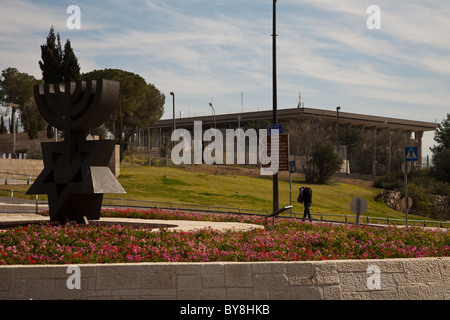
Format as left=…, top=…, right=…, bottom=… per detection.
left=27, top=80, right=125, bottom=223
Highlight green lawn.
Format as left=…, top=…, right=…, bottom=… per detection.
left=0, top=155, right=438, bottom=226
left=112, top=161, right=426, bottom=224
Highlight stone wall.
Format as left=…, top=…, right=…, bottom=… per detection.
left=379, top=190, right=403, bottom=212
left=0, top=159, right=44, bottom=177
left=0, top=145, right=121, bottom=178
left=379, top=190, right=449, bottom=219
left=0, top=257, right=448, bottom=300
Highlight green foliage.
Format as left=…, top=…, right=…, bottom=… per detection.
left=373, top=174, right=403, bottom=190
left=410, top=174, right=450, bottom=197
left=432, top=113, right=450, bottom=152
left=431, top=114, right=450, bottom=182
left=134, top=83, right=165, bottom=128
left=312, top=141, right=343, bottom=184
left=82, top=68, right=147, bottom=122
left=81, top=69, right=165, bottom=157
left=0, top=67, right=37, bottom=107
left=1, top=210, right=449, bottom=265
left=38, top=27, right=63, bottom=83
left=39, top=27, right=81, bottom=83
left=21, top=98, right=47, bottom=139
left=62, top=40, right=81, bottom=82
left=407, top=183, right=434, bottom=217
left=374, top=171, right=449, bottom=219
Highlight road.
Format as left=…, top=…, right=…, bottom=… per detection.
left=0, top=197, right=47, bottom=214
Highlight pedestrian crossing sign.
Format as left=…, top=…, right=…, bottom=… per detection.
left=405, top=147, right=418, bottom=162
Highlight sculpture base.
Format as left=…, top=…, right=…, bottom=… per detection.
left=48, top=194, right=103, bottom=223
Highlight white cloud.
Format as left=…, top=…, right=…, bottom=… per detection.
left=0, top=0, right=448, bottom=130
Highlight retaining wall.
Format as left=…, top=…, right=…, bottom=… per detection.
left=0, top=145, right=120, bottom=178
left=0, top=159, right=44, bottom=177
left=0, top=257, right=449, bottom=300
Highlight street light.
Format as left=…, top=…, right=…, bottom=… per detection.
left=336, top=106, right=341, bottom=155
left=209, top=101, right=216, bottom=129
left=170, top=92, right=175, bottom=133
left=272, top=0, right=279, bottom=213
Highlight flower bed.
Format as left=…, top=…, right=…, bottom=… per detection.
left=0, top=208, right=449, bottom=265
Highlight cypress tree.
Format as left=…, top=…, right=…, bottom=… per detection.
left=39, top=27, right=64, bottom=83
left=39, top=27, right=81, bottom=83
left=62, top=40, right=81, bottom=82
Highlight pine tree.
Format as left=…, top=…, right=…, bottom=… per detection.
left=62, top=40, right=81, bottom=82
left=39, top=27, right=64, bottom=83
left=431, top=114, right=450, bottom=182
left=39, top=27, right=81, bottom=83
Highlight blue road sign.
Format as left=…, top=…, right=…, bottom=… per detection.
left=289, top=161, right=295, bottom=173
left=268, top=124, right=283, bottom=135
left=405, top=147, right=418, bottom=162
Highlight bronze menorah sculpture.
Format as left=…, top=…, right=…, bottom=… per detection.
left=27, top=80, right=125, bottom=223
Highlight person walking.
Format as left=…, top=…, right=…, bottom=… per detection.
left=300, top=186, right=312, bottom=221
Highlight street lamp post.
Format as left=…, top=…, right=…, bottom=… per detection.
left=336, top=106, right=341, bottom=156
left=272, top=0, right=279, bottom=212
left=170, top=92, right=175, bottom=133
left=209, top=102, right=216, bottom=129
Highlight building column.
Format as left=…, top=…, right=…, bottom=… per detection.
left=416, top=131, right=424, bottom=167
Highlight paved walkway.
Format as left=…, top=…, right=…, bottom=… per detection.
left=0, top=198, right=263, bottom=233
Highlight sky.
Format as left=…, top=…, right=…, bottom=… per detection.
left=0, top=0, right=449, bottom=157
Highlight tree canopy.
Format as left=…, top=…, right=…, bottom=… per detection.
left=0, top=67, right=37, bottom=107
left=81, top=69, right=164, bottom=128
left=431, top=114, right=450, bottom=182
left=81, top=68, right=165, bottom=154
left=39, top=27, right=80, bottom=83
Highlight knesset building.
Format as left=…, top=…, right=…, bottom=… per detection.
left=142, top=107, right=438, bottom=175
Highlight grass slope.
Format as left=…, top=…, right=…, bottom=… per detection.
left=114, top=163, right=418, bottom=223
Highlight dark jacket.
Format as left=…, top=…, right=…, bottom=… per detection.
left=303, top=187, right=312, bottom=203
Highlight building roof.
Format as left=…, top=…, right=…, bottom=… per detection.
left=153, top=107, right=439, bottom=133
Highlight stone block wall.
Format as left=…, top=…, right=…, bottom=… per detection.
left=0, top=144, right=120, bottom=179
left=0, top=159, right=44, bottom=177
left=0, top=257, right=448, bottom=300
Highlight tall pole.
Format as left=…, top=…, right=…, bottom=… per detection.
left=209, top=102, right=216, bottom=129
left=272, top=0, right=279, bottom=212
left=12, top=107, right=16, bottom=154
left=170, top=92, right=175, bottom=150
left=404, top=151, right=408, bottom=227
left=170, top=92, right=175, bottom=132
left=336, top=106, right=341, bottom=155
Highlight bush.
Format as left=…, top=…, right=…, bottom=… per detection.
left=374, top=172, right=449, bottom=219
left=408, top=183, right=434, bottom=217
left=373, top=174, right=403, bottom=190
left=312, top=142, right=342, bottom=184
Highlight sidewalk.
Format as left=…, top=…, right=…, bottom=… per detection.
left=0, top=197, right=263, bottom=233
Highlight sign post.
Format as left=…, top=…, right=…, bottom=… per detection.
left=289, top=160, right=295, bottom=218
left=404, top=146, right=418, bottom=227
left=350, top=197, right=368, bottom=226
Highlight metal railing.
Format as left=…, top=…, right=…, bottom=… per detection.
left=0, top=172, right=36, bottom=185
left=102, top=197, right=449, bottom=229
left=0, top=189, right=448, bottom=229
